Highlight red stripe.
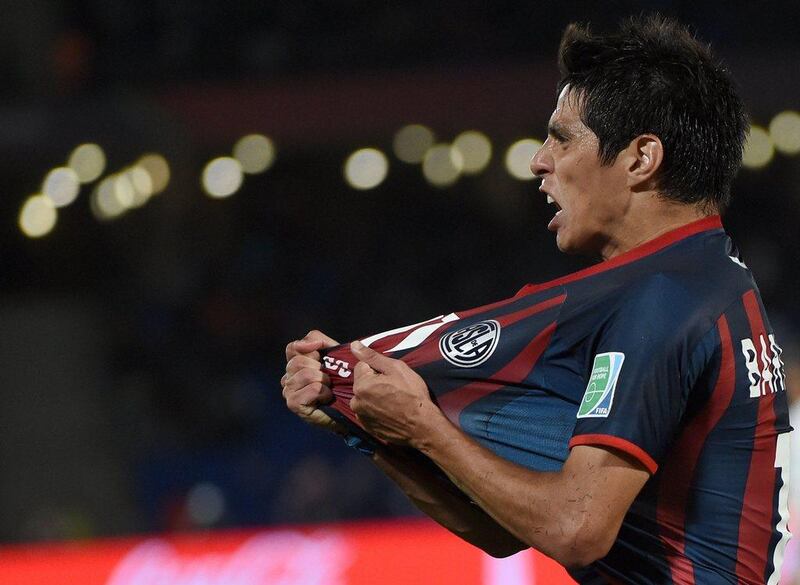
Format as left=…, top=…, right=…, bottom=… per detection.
left=327, top=295, right=565, bottom=424
left=654, top=315, right=737, bottom=585
left=735, top=290, right=779, bottom=583
left=437, top=322, right=557, bottom=423
left=516, top=216, right=722, bottom=298
left=568, top=434, right=658, bottom=474
left=400, top=294, right=565, bottom=369
left=456, top=292, right=530, bottom=319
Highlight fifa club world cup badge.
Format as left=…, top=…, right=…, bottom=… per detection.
left=577, top=352, right=625, bottom=418
left=439, top=320, right=501, bottom=368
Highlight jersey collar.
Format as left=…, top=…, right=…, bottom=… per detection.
left=517, top=215, right=724, bottom=296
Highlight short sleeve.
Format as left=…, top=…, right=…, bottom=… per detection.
left=569, top=274, right=717, bottom=474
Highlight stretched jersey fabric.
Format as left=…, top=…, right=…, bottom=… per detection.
left=321, top=216, right=791, bottom=584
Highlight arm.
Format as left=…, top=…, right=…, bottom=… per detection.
left=282, top=331, right=526, bottom=557
left=349, top=341, right=650, bottom=569
left=372, top=445, right=526, bottom=557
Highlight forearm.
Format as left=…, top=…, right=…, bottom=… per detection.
left=371, top=444, right=526, bottom=558
left=411, top=414, right=599, bottom=567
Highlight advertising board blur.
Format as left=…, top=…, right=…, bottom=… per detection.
left=0, top=518, right=575, bottom=585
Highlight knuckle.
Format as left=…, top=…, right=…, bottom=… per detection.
left=298, top=369, right=317, bottom=386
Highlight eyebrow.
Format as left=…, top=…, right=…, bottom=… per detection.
left=547, top=122, right=572, bottom=141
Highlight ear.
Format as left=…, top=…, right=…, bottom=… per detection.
left=626, top=134, right=663, bottom=189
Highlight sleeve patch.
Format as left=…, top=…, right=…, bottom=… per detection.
left=577, top=352, right=625, bottom=418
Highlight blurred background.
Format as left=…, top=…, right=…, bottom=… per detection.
left=1, top=0, right=799, bottom=573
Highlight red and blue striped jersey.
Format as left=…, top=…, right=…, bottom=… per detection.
left=322, top=216, right=791, bottom=583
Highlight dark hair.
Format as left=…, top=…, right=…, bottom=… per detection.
left=557, top=14, right=748, bottom=212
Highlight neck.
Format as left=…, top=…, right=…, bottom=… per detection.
left=599, top=198, right=711, bottom=261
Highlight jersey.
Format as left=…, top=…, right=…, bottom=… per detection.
left=320, top=216, right=791, bottom=584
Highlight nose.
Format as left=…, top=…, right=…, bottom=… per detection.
left=529, top=142, right=552, bottom=179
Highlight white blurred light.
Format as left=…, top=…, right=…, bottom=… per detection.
left=125, top=166, right=154, bottom=208
left=452, top=131, right=492, bottom=174
left=19, top=194, right=57, bottom=238
left=769, top=111, right=800, bottom=155
left=186, top=482, right=226, bottom=527
left=393, top=124, right=435, bottom=164
left=202, top=157, right=244, bottom=198
left=742, top=126, right=774, bottom=169
left=422, top=143, right=463, bottom=187
left=505, top=139, right=542, bottom=180
left=113, top=173, right=136, bottom=209
left=233, top=134, right=276, bottom=174
left=344, top=148, right=389, bottom=190
left=42, top=167, right=81, bottom=207
left=137, top=153, right=170, bottom=194
left=91, top=177, right=126, bottom=221
left=67, top=143, right=106, bottom=183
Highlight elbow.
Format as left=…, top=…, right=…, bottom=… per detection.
left=554, top=535, right=614, bottom=571
left=527, top=520, right=617, bottom=570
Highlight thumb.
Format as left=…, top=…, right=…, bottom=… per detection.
left=351, top=340, right=394, bottom=374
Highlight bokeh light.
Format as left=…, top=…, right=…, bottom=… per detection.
left=344, top=148, right=389, bottom=190
left=137, top=153, right=171, bottom=194
left=452, top=131, right=492, bottom=174
left=113, top=173, right=136, bottom=209
left=202, top=157, right=244, bottom=198
left=19, top=194, right=58, bottom=238
left=769, top=111, right=800, bottom=155
left=125, top=166, right=154, bottom=208
left=742, top=125, right=775, bottom=169
left=67, top=143, right=106, bottom=183
left=393, top=124, right=435, bottom=164
left=505, top=138, right=542, bottom=180
left=91, top=177, right=126, bottom=221
left=42, top=167, right=81, bottom=207
left=233, top=134, right=276, bottom=174
left=422, top=144, right=463, bottom=187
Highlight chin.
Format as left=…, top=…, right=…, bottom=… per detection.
left=555, top=232, right=578, bottom=255
left=555, top=232, right=594, bottom=257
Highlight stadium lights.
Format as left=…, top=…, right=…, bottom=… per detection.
left=421, top=143, right=462, bottom=187
left=68, top=143, right=106, bottom=183
left=233, top=134, right=276, bottom=174
left=393, top=124, right=435, bottom=164
left=202, top=156, right=244, bottom=198
left=505, top=139, right=542, bottom=180
left=19, top=194, right=57, bottom=238
left=91, top=176, right=126, bottom=221
left=452, top=131, right=492, bottom=175
left=742, top=125, right=775, bottom=169
left=137, top=154, right=171, bottom=194
left=42, top=167, right=81, bottom=207
left=344, top=148, right=389, bottom=190
left=769, top=111, right=800, bottom=156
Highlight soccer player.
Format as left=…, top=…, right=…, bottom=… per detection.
left=282, top=15, right=790, bottom=583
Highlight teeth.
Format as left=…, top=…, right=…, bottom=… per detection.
left=547, top=195, right=554, bottom=204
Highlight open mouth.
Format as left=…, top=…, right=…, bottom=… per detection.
left=546, top=194, right=562, bottom=211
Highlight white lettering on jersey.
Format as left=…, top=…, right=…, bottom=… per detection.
left=322, top=356, right=352, bottom=378
left=767, top=432, right=791, bottom=585
left=359, top=313, right=460, bottom=353
left=741, top=334, right=786, bottom=398
left=729, top=255, right=748, bottom=269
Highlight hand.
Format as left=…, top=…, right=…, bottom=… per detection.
left=282, top=330, right=342, bottom=432
left=350, top=340, right=445, bottom=448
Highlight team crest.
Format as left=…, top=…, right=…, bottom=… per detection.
left=439, top=320, right=501, bottom=368
left=577, top=352, right=625, bottom=418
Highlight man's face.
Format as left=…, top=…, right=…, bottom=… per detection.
left=531, top=87, right=630, bottom=257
